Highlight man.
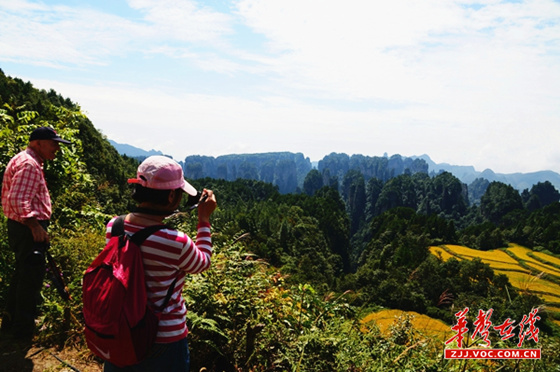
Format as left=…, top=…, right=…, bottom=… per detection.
left=1, top=126, right=71, bottom=340
left=103, top=155, right=216, bottom=372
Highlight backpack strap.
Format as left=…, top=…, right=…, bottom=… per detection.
left=111, top=214, right=167, bottom=245
left=130, top=224, right=168, bottom=246
left=158, top=276, right=180, bottom=312
left=111, top=214, right=178, bottom=312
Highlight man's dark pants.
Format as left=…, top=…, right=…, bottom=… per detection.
left=1, top=219, right=49, bottom=338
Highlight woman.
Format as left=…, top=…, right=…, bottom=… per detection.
left=103, top=155, right=217, bottom=372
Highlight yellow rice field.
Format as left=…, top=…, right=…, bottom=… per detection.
left=494, top=270, right=560, bottom=297
left=536, top=294, right=560, bottom=305
left=442, top=244, right=519, bottom=264
left=507, top=244, right=545, bottom=264
left=361, top=309, right=453, bottom=342
left=544, top=306, right=560, bottom=313
left=524, top=261, right=560, bottom=277
left=478, top=261, right=530, bottom=272
left=432, top=245, right=530, bottom=273
left=431, top=244, right=560, bottom=304
left=429, top=246, right=456, bottom=261
left=533, top=251, right=560, bottom=267
left=506, top=244, right=560, bottom=277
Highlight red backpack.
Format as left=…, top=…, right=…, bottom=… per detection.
left=82, top=215, right=176, bottom=367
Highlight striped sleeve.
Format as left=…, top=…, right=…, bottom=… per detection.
left=178, top=222, right=212, bottom=274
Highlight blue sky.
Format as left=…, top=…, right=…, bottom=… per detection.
left=1, top=0, right=559, bottom=174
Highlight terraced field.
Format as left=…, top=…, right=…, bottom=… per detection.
left=361, top=244, right=560, bottom=346
left=507, top=245, right=560, bottom=277
left=441, top=244, right=520, bottom=265
left=429, top=243, right=560, bottom=326
left=533, top=251, right=560, bottom=267
left=361, top=309, right=453, bottom=342
left=429, top=246, right=456, bottom=262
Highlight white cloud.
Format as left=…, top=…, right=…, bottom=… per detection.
left=0, top=0, right=234, bottom=67
left=128, top=0, right=233, bottom=43
left=235, top=0, right=560, bottom=103
left=0, top=3, right=138, bottom=66
left=1, top=0, right=559, bottom=174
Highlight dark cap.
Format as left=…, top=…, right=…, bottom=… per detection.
left=29, top=127, right=71, bottom=144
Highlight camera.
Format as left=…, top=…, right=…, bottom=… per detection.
left=186, top=191, right=208, bottom=210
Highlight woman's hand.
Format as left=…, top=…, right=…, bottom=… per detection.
left=197, top=189, right=217, bottom=223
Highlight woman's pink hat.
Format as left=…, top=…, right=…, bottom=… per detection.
left=127, top=155, right=198, bottom=196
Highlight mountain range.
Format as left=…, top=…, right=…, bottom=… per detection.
left=412, top=155, right=560, bottom=192
left=109, top=140, right=560, bottom=192
left=108, top=140, right=164, bottom=158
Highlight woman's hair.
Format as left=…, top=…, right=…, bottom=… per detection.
left=132, top=184, right=180, bottom=205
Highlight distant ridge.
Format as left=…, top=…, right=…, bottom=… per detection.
left=412, top=154, right=560, bottom=191
left=107, top=141, right=560, bottom=192
left=108, top=140, right=164, bottom=159
left=184, top=152, right=311, bottom=194
left=413, top=154, right=560, bottom=191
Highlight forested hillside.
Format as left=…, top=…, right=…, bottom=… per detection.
left=2, top=69, right=560, bottom=371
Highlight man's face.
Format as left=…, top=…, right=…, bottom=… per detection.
left=35, top=139, right=61, bottom=160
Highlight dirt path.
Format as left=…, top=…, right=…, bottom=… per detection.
left=0, top=339, right=102, bottom=372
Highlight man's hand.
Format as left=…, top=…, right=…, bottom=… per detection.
left=23, top=217, right=49, bottom=242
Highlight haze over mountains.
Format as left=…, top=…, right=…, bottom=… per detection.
left=109, top=140, right=560, bottom=193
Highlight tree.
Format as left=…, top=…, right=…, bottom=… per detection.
left=480, top=182, right=523, bottom=225
left=303, top=169, right=323, bottom=196
left=420, top=172, right=467, bottom=218
left=302, top=187, right=351, bottom=273
left=511, top=202, right=560, bottom=253
left=523, top=181, right=560, bottom=211
left=375, top=174, right=417, bottom=215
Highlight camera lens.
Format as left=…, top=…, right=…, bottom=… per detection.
left=186, top=191, right=202, bottom=207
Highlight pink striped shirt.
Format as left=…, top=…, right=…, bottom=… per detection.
left=1, top=148, right=51, bottom=222
left=106, top=217, right=212, bottom=343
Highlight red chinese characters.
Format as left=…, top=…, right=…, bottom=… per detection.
left=445, top=307, right=540, bottom=348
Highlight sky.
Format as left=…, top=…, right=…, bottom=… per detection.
left=1, top=0, right=559, bottom=174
